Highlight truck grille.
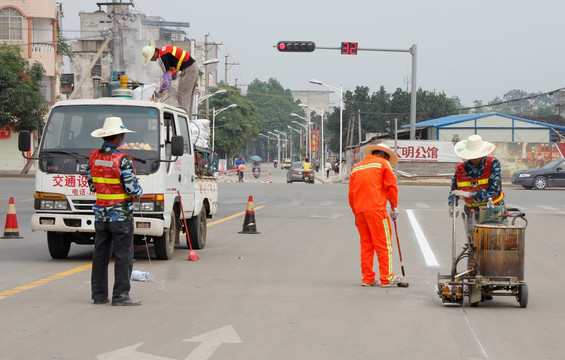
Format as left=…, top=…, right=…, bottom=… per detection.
left=72, top=199, right=95, bottom=211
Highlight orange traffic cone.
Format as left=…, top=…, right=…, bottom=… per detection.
left=267, top=172, right=272, bottom=183
left=1, top=197, right=22, bottom=239
left=239, top=196, right=260, bottom=234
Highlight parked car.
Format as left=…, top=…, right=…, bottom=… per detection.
left=286, top=162, right=315, bottom=183
left=281, top=158, right=292, bottom=170
left=511, top=158, right=565, bottom=189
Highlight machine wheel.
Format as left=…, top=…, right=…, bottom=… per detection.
left=47, top=232, right=71, bottom=259
left=517, top=283, right=529, bottom=308
left=188, top=206, right=207, bottom=250
left=154, top=208, right=179, bottom=260
left=533, top=176, right=547, bottom=190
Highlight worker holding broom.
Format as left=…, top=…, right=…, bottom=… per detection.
left=348, top=143, right=401, bottom=287
left=141, top=40, right=199, bottom=117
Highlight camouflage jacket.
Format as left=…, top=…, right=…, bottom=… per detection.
left=85, top=143, right=143, bottom=222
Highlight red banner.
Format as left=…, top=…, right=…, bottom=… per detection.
left=310, top=129, right=320, bottom=152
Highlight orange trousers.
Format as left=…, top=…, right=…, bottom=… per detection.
left=355, top=210, right=395, bottom=284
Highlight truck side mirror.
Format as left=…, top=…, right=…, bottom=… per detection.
left=18, top=130, right=31, bottom=152
left=171, top=135, right=184, bottom=157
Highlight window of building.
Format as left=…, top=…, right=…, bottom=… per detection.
left=0, top=7, right=23, bottom=41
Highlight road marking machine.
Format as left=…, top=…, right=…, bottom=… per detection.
left=437, top=198, right=528, bottom=308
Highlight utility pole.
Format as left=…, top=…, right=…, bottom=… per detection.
left=357, top=109, right=362, bottom=145
left=204, top=34, right=222, bottom=118
left=224, top=55, right=239, bottom=86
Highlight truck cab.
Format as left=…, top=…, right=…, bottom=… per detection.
left=19, top=98, right=218, bottom=260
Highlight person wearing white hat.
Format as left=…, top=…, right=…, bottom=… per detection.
left=86, top=117, right=144, bottom=306
left=449, top=134, right=505, bottom=234
left=141, top=40, right=199, bottom=117
left=349, top=142, right=401, bottom=287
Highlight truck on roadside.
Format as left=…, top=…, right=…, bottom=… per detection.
left=18, top=98, right=218, bottom=260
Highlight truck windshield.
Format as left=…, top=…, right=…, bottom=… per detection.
left=40, top=105, right=160, bottom=175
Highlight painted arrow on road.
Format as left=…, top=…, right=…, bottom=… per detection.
left=98, top=343, right=174, bottom=360
left=97, top=325, right=242, bottom=360
left=183, top=325, right=242, bottom=360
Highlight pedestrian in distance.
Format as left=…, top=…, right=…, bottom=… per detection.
left=449, top=134, right=505, bottom=236
left=142, top=40, right=199, bottom=118
left=348, top=143, right=401, bottom=287
left=324, top=159, right=332, bottom=178
left=314, top=158, right=320, bottom=172
left=86, top=117, right=144, bottom=306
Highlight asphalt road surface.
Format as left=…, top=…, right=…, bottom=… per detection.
left=0, top=170, right=563, bottom=359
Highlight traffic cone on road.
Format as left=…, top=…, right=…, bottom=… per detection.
left=239, top=196, right=260, bottom=234
left=1, top=197, right=22, bottom=239
left=267, top=172, right=272, bottom=183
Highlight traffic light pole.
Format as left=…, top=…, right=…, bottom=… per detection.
left=315, top=45, right=417, bottom=140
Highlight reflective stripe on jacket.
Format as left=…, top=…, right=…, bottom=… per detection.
left=455, top=156, right=504, bottom=207
left=348, top=155, right=398, bottom=214
left=89, top=150, right=134, bottom=207
left=158, top=45, right=190, bottom=73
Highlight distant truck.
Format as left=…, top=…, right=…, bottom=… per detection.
left=18, top=98, right=218, bottom=260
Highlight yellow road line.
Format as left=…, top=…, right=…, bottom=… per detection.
left=208, top=205, right=264, bottom=226
left=0, top=263, right=92, bottom=300
left=0, top=205, right=265, bottom=300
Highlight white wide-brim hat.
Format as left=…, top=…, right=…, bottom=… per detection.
left=141, top=39, right=156, bottom=65
left=91, top=117, right=136, bottom=138
left=454, top=134, right=495, bottom=160
left=363, top=143, right=399, bottom=166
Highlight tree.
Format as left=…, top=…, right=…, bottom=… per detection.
left=0, top=44, right=49, bottom=131
left=209, top=86, right=260, bottom=160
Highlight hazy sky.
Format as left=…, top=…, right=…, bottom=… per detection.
left=60, top=0, right=565, bottom=107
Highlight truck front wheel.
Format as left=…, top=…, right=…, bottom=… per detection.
left=47, top=232, right=71, bottom=259
left=153, top=208, right=179, bottom=260
left=188, top=206, right=207, bottom=250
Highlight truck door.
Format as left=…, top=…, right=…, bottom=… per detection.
left=176, top=112, right=195, bottom=216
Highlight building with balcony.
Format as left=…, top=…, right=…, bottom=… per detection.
left=0, top=0, right=62, bottom=103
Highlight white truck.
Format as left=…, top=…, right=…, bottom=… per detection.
left=18, top=98, right=218, bottom=260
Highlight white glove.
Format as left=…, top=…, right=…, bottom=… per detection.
left=451, top=190, right=472, bottom=198
left=390, top=207, right=399, bottom=220
left=448, top=206, right=459, bottom=218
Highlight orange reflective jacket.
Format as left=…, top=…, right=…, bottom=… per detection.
left=348, top=155, right=398, bottom=214
left=89, top=150, right=134, bottom=207
left=456, top=156, right=504, bottom=207
left=158, top=46, right=190, bottom=73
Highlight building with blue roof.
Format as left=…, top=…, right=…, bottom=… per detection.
left=409, top=113, right=565, bottom=143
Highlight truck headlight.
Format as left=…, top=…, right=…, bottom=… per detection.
left=519, top=173, right=531, bottom=178
left=34, top=192, right=69, bottom=210
left=40, top=199, right=69, bottom=210
left=133, top=194, right=164, bottom=212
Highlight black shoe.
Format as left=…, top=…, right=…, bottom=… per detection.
left=93, top=298, right=109, bottom=305
left=112, top=298, right=142, bottom=306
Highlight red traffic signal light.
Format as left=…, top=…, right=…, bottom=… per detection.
left=277, top=41, right=316, bottom=52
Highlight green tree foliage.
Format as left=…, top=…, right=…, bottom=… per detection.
left=208, top=86, right=260, bottom=160
left=0, top=44, right=49, bottom=131
left=324, top=86, right=458, bottom=151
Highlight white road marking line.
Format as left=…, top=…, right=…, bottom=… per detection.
left=538, top=205, right=560, bottom=211
left=406, top=209, right=439, bottom=267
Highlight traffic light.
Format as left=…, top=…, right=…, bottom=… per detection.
left=277, top=41, right=316, bottom=52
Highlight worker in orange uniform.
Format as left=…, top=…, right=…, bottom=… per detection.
left=141, top=40, right=199, bottom=118
left=348, top=143, right=401, bottom=287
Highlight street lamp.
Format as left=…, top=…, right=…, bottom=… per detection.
left=202, top=58, right=220, bottom=119
left=197, top=89, right=227, bottom=114
left=309, top=79, right=343, bottom=181
left=260, top=133, right=276, bottom=162
left=212, top=103, right=237, bottom=155
left=299, top=103, right=325, bottom=169
left=287, top=126, right=301, bottom=161
left=291, top=113, right=313, bottom=162
left=274, top=130, right=288, bottom=159
left=268, top=131, right=281, bottom=161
